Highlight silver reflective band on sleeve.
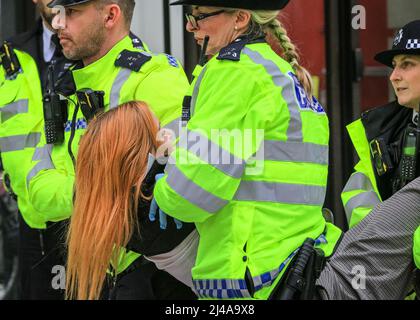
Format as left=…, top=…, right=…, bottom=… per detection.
left=0, top=132, right=41, bottom=152
left=243, top=48, right=303, bottom=142
left=234, top=181, right=326, bottom=206
left=0, top=99, right=29, bottom=122
left=344, top=191, right=380, bottom=222
left=166, top=164, right=229, bottom=213
left=179, top=129, right=246, bottom=179
left=162, top=117, right=181, bottom=138
left=110, top=69, right=132, bottom=109
left=190, top=66, right=208, bottom=117
left=342, top=172, right=375, bottom=193
left=264, top=140, right=329, bottom=165
left=26, top=144, right=55, bottom=188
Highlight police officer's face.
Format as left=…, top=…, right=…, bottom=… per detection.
left=32, top=0, right=55, bottom=27
left=186, top=6, right=243, bottom=56
left=390, top=55, right=420, bottom=110
left=55, top=2, right=106, bottom=61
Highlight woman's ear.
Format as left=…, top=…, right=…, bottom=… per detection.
left=235, top=10, right=252, bottom=30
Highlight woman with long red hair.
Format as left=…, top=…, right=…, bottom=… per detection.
left=66, top=101, right=196, bottom=300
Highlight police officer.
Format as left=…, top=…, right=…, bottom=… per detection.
left=0, top=0, right=73, bottom=299
left=321, top=20, right=420, bottom=300
left=27, top=0, right=195, bottom=299
left=151, top=0, right=342, bottom=300
left=342, top=20, right=420, bottom=289
left=342, top=20, right=420, bottom=229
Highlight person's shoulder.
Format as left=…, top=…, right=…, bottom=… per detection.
left=114, top=47, right=183, bottom=75
left=211, top=41, right=284, bottom=75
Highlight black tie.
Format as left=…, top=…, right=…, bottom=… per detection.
left=51, top=34, right=63, bottom=59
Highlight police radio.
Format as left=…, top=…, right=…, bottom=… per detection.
left=392, top=111, right=420, bottom=192
left=43, top=62, right=67, bottom=144
left=393, top=124, right=420, bottom=191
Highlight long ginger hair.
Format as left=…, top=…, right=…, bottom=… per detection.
left=66, top=101, right=160, bottom=300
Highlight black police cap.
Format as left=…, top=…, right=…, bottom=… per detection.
left=170, top=0, right=290, bottom=10
left=375, top=20, right=420, bottom=68
left=47, top=0, right=92, bottom=8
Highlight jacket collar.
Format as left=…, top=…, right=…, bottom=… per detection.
left=72, top=35, right=133, bottom=88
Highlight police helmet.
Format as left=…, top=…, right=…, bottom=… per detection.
left=47, top=0, right=93, bottom=8
left=170, top=0, right=290, bottom=10
left=375, top=20, right=420, bottom=68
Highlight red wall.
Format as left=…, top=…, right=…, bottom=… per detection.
left=273, top=0, right=326, bottom=98
left=273, top=0, right=393, bottom=111
left=359, top=0, right=395, bottom=111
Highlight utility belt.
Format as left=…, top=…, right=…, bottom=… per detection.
left=269, top=238, right=326, bottom=300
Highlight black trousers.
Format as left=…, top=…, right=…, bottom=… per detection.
left=18, top=214, right=67, bottom=300
left=108, top=257, right=197, bottom=300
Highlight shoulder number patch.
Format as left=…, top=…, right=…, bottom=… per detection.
left=115, top=50, right=152, bottom=72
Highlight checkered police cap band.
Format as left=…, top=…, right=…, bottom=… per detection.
left=375, top=20, right=420, bottom=67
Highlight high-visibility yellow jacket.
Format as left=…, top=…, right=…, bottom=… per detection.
left=27, top=35, right=189, bottom=272
left=155, top=37, right=342, bottom=299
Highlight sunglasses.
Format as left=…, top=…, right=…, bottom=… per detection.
left=185, top=10, right=225, bottom=29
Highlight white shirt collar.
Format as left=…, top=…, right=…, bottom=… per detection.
left=42, top=22, right=56, bottom=63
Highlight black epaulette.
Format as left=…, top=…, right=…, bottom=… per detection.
left=0, top=42, right=22, bottom=79
left=129, top=32, right=145, bottom=50
left=217, top=35, right=266, bottom=62
left=115, top=50, right=152, bottom=72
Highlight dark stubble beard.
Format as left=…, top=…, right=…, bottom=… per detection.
left=62, top=21, right=106, bottom=62
left=36, top=2, right=55, bottom=27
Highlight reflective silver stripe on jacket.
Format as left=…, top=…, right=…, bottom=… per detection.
left=109, top=69, right=132, bottom=109
left=26, top=144, right=55, bottom=188
left=178, top=129, right=246, bottom=179
left=165, top=163, right=229, bottom=213
left=162, top=117, right=181, bottom=139
left=342, top=172, right=375, bottom=193
left=0, top=99, right=29, bottom=122
left=264, top=140, right=329, bottom=165
left=344, top=191, right=381, bottom=223
left=0, top=132, right=41, bottom=152
left=234, top=181, right=326, bottom=206
left=242, top=47, right=303, bottom=142
left=190, top=66, right=208, bottom=117
left=342, top=172, right=381, bottom=223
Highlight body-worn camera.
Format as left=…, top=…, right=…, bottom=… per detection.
left=43, top=62, right=68, bottom=145
left=370, top=138, right=394, bottom=176
left=0, top=42, right=22, bottom=79
left=76, top=89, right=105, bottom=122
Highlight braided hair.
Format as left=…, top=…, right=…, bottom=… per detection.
left=249, top=10, right=314, bottom=97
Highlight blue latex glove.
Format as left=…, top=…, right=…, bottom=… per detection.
left=149, top=174, right=183, bottom=230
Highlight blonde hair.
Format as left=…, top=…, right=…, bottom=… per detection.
left=248, top=10, right=314, bottom=97
left=66, top=101, right=160, bottom=300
